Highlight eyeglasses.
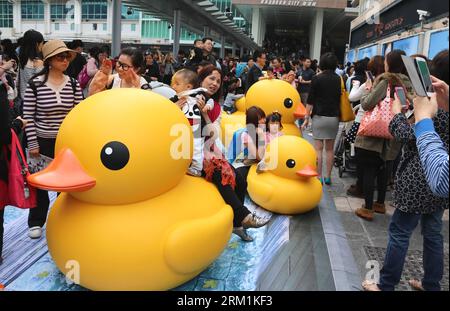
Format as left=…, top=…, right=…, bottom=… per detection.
left=54, top=53, right=72, bottom=61
left=116, top=60, right=131, bottom=71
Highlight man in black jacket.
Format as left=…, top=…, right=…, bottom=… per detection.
left=245, top=50, right=268, bottom=93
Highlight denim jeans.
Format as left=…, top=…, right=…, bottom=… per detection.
left=379, top=208, right=445, bottom=291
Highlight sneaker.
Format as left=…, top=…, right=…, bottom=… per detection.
left=346, top=185, right=364, bottom=198
left=241, top=212, right=269, bottom=229
left=324, top=177, right=332, bottom=185
left=187, top=167, right=202, bottom=177
left=373, top=202, right=386, bottom=214
left=28, top=226, right=42, bottom=239
left=355, top=206, right=374, bottom=221
left=232, top=227, right=253, bottom=242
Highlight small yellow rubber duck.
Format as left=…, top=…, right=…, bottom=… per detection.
left=28, top=89, right=233, bottom=291
left=247, top=135, right=322, bottom=214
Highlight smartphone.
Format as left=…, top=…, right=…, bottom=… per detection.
left=395, top=87, right=408, bottom=108
left=415, top=57, right=434, bottom=95
left=366, top=71, right=374, bottom=82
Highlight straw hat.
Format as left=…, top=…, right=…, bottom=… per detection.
left=42, top=40, right=76, bottom=62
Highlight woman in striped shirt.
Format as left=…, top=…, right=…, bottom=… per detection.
left=23, top=40, right=83, bottom=239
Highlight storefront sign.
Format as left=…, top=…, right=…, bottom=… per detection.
left=232, top=0, right=347, bottom=9
left=350, top=0, right=449, bottom=48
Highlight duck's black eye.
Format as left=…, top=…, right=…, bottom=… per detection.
left=286, top=159, right=296, bottom=168
left=101, top=142, right=129, bottom=170
left=284, top=98, right=293, bottom=108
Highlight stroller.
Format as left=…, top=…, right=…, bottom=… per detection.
left=334, top=105, right=360, bottom=178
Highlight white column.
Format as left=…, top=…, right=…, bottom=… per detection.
left=231, top=42, right=236, bottom=57
left=107, top=0, right=113, bottom=36
left=12, top=0, right=22, bottom=35
left=309, top=9, right=324, bottom=61
left=172, top=9, right=181, bottom=58
left=43, top=0, right=51, bottom=35
left=74, top=0, right=82, bottom=35
left=240, top=46, right=244, bottom=58
left=260, top=17, right=266, bottom=46
left=111, top=0, right=122, bottom=58
left=251, top=8, right=260, bottom=46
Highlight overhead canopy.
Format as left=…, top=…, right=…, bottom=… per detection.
left=234, top=0, right=356, bottom=57
left=123, top=0, right=260, bottom=50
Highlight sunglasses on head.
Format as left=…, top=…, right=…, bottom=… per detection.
left=54, top=52, right=72, bottom=61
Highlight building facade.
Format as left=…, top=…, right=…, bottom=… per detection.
left=0, top=0, right=250, bottom=51
left=346, top=0, right=449, bottom=63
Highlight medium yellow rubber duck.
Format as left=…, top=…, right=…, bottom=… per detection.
left=28, top=89, right=233, bottom=291
left=247, top=135, right=322, bottom=214
left=245, top=79, right=305, bottom=137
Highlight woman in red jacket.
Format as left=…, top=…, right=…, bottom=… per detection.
left=0, top=59, right=27, bottom=264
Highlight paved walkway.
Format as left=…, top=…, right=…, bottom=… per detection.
left=328, top=166, right=449, bottom=291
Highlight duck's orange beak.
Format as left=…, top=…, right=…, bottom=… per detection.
left=296, top=165, right=318, bottom=178
left=293, top=103, right=306, bottom=119
left=27, top=148, right=96, bottom=192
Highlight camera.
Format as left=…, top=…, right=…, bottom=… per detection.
left=417, top=10, right=431, bottom=21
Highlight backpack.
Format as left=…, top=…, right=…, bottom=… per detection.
left=77, top=64, right=91, bottom=90
left=29, top=76, right=80, bottom=100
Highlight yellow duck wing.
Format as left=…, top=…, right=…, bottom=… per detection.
left=164, top=206, right=233, bottom=275
left=247, top=168, right=274, bottom=204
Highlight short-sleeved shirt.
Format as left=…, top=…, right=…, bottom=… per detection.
left=246, top=64, right=263, bottom=92
left=265, top=132, right=283, bottom=144
left=297, top=68, right=315, bottom=94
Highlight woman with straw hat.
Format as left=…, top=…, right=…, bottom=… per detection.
left=23, top=40, right=83, bottom=239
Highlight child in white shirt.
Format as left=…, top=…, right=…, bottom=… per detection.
left=171, top=69, right=213, bottom=176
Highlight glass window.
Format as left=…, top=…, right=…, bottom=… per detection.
left=82, top=0, right=107, bottom=20
left=130, top=24, right=136, bottom=32
left=141, top=15, right=171, bottom=39
left=21, top=0, right=44, bottom=20
left=428, top=30, right=449, bottom=59
left=392, top=36, right=419, bottom=56
left=346, top=50, right=356, bottom=64
left=0, top=0, right=13, bottom=27
left=122, top=5, right=140, bottom=20
left=357, top=45, right=378, bottom=60
left=382, top=42, right=392, bottom=56
left=54, top=23, right=60, bottom=31
left=51, top=1, right=74, bottom=20
left=103, top=23, right=107, bottom=31
left=70, top=23, right=75, bottom=31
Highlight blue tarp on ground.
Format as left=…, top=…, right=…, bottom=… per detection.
left=1, top=196, right=289, bottom=291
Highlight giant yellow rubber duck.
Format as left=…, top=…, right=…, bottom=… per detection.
left=27, top=89, right=233, bottom=291
left=247, top=135, right=322, bottom=214
left=245, top=79, right=305, bottom=137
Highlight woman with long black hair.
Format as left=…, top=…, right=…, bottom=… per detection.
left=17, top=30, right=44, bottom=102
left=196, top=65, right=269, bottom=242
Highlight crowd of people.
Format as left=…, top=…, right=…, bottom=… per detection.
left=0, top=29, right=449, bottom=291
